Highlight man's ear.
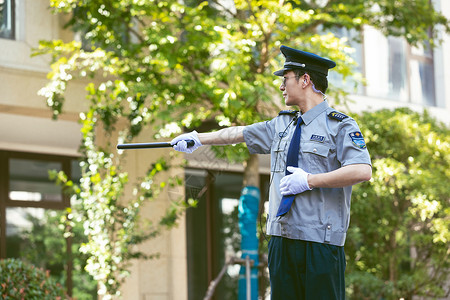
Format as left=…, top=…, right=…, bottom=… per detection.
left=302, top=74, right=309, bottom=87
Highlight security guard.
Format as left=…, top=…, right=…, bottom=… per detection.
left=171, top=45, right=372, bottom=299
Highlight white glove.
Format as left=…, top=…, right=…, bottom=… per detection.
left=170, top=130, right=202, bottom=153
left=280, top=166, right=312, bottom=196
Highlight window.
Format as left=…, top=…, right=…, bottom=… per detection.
left=409, top=43, right=435, bottom=106
left=328, top=27, right=365, bottom=95
left=0, top=0, right=15, bottom=39
left=185, top=169, right=270, bottom=300
left=0, top=150, right=96, bottom=298
left=363, top=26, right=436, bottom=106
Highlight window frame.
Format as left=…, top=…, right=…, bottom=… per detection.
left=406, top=41, right=436, bottom=106
left=359, top=26, right=436, bottom=106
left=0, top=150, right=77, bottom=295
left=185, top=168, right=270, bottom=300
left=0, top=0, right=15, bottom=40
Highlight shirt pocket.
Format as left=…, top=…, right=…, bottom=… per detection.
left=271, top=137, right=289, bottom=173
left=301, top=142, right=331, bottom=173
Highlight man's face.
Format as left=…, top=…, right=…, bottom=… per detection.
left=279, top=71, right=304, bottom=106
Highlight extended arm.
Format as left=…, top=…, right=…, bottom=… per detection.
left=170, top=126, right=246, bottom=153
left=198, top=126, right=245, bottom=145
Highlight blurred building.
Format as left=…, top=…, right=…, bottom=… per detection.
left=0, top=0, right=449, bottom=299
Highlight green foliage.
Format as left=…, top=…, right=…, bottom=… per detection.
left=9, top=208, right=97, bottom=299
left=347, top=108, right=450, bottom=299
left=34, top=0, right=450, bottom=298
left=0, top=258, right=67, bottom=299
left=36, top=0, right=449, bottom=161
left=50, top=139, right=187, bottom=298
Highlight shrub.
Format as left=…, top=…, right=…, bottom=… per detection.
left=347, top=108, right=450, bottom=299
left=0, top=258, right=67, bottom=299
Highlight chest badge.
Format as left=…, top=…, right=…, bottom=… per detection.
left=349, top=131, right=366, bottom=149
left=310, top=134, right=325, bottom=143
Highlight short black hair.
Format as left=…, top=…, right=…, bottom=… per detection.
left=292, top=69, right=328, bottom=93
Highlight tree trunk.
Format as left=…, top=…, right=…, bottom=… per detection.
left=389, top=230, right=397, bottom=283
left=243, top=154, right=259, bottom=187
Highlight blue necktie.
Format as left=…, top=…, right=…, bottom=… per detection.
left=276, top=116, right=303, bottom=217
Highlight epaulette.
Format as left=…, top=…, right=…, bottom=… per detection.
left=328, top=111, right=348, bottom=121
left=278, top=110, right=298, bottom=116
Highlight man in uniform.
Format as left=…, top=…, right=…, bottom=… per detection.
left=171, top=45, right=372, bottom=299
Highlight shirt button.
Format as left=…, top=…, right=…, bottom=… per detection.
left=327, top=225, right=331, bottom=229
left=313, top=148, right=317, bottom=152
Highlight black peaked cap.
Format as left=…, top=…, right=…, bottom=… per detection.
left=274, top=45, right=336, bottom=77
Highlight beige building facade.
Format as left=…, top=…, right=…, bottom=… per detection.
left=1, top=1, right=449, bottom=299
left=0, top=1, right=186, bottom=299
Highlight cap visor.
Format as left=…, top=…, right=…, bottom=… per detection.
left=273, top=69, right=286, bottom=76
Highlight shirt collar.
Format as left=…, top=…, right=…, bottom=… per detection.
left=300, top=100, right=329, bottom=125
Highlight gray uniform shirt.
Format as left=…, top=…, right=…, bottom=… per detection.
left=243, top=101, right=371, bottom=246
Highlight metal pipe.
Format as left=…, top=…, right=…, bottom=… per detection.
left=246, top=255, right=251, bottom=300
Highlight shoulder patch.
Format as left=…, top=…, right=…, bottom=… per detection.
left=328, top=111, right=349, bottom=121
left=278, top=110, right=298, bottom=116
left=349, top=131, right=366, bottom=149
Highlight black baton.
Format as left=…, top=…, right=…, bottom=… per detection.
left=117, top=140, right=194, bottom=150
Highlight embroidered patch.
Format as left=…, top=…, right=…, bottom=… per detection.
left=279, top=131, right=288, bottom=138
left=349, top=131, right=366, bottom=149
left=310, top=134, right=325, bottom=143
left=328, top=111, right=348, bottom=121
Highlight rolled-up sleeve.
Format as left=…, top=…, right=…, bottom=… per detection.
left=243, top=119, right=276, bottom=154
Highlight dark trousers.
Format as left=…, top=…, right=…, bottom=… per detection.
left=268, top=236, right=346, bottom=300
